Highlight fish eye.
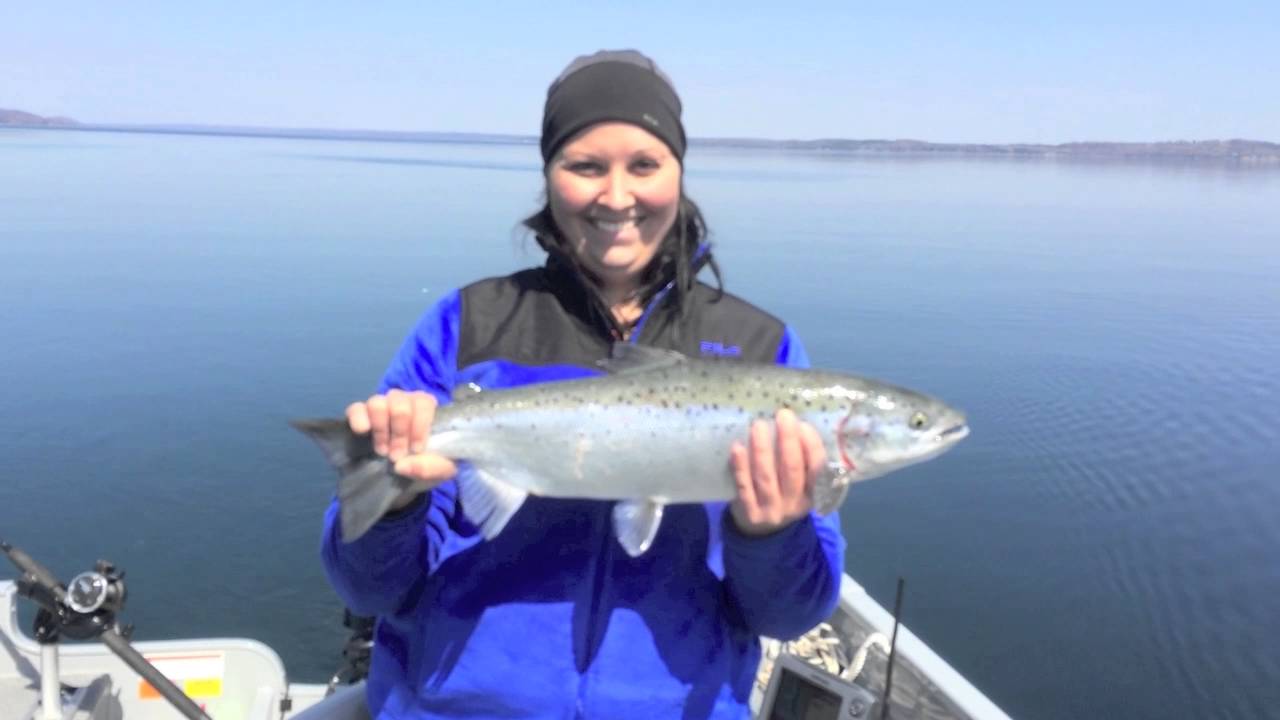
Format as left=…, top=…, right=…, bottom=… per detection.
left=909, top=412, right=928, bottom=429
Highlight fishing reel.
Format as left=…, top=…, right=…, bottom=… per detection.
left=2, top=541, right=211, bottom=720
left=26, top=559, right=130, bottom=644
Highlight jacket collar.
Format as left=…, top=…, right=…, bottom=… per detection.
left=542, top=250, right=628, bottom=341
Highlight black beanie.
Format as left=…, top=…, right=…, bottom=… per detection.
left=540, top=49, right=686, bottom=164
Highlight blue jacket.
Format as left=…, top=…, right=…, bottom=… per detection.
left=321, top=266, right=845, bottom=720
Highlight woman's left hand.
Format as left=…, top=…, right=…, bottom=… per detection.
left=730, top=408, right=828, bottom=536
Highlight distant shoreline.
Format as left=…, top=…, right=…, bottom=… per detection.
left=3, top=109, right=1278, bottom=164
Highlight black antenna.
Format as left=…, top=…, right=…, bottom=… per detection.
left=879, top=577, right=906, bottom=720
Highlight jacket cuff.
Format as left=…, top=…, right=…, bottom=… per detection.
left=721, top=509, right=817, bottom=558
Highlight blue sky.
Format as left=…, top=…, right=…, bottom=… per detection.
left=5, top=1, right=1277, bottom=143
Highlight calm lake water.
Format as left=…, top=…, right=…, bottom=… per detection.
left=1, top=128, right=1277, bottom=720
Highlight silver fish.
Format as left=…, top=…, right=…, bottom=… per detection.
left=293, top=345, right=969, bottom=556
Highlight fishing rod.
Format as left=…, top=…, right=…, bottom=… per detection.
left=879, top=576, right=906, bottom=720
left=1, top=540, right=212, bottom=720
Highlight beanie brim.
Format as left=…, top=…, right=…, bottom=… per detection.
left=541, top=54, right=685, bottom=163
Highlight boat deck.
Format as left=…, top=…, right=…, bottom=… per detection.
left=3, top=577, right=1012, bottom=719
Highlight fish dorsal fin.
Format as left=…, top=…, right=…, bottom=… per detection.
left=457, top=467, right=530, bottom=540
left=613, top=498, right=666, bottom=556
left=599, top=343, right=688, bottom=375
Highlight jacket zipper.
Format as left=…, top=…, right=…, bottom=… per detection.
left=576, top=508, right=616, bottom=714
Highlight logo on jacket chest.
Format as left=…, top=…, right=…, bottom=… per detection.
left=698, top=340, right=742, bottom=357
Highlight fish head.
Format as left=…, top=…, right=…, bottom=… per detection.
left=834, top=386, right=969, bottom=482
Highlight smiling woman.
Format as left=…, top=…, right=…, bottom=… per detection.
left=520, top=49, right=717, bottom=342
left=317, top=49, right=846, bottom=720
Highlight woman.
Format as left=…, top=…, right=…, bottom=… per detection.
left=322, top=50, right=845, bottom=720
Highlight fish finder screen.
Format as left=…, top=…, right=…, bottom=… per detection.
left=766, top=668, right=843, bottom=720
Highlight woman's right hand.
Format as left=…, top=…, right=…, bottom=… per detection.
left=346, top=389, right=458, bottom=510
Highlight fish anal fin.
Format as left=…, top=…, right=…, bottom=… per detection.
left=613, top=498, right=666, bottom=557
left=458, top=467, right=530, bottom=540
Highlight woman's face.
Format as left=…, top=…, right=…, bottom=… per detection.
left=547, top=122, right=681, bottom=296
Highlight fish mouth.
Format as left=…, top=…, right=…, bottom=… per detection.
left=936, top=423, right=969, bottom=443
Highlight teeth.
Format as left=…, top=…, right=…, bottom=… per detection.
left=592, top=218, right=641, bottom=232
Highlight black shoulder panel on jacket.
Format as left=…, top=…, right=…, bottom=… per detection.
left=456, top=269, right=789, bottom=370
left=456, top=269, right=612, bottom=369
left=637, top=283, right=786, bottom=364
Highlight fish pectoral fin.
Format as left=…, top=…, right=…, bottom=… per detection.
left=613, top=498, right=666, bottom=557
left=813, top=461, right=853, bottom=515
left=458, top=467, right=530, bottom=540
left=598, top=343, right=688, bottom=375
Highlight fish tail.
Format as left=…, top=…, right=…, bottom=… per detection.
left=291, top=418, right=415, bottom=542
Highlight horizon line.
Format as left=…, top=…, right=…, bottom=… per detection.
left=2, top=111, right=1277, bottom=148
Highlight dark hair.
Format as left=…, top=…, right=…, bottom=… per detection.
left=522, top=189, right=723, bottom=317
